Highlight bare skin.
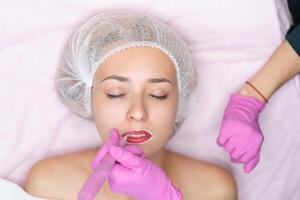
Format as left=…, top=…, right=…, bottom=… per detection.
left=25, top=148, right=237, bottom=200
left=239, top=40, right=300, bottom=101
left=25, top=47, right=237, bottom=200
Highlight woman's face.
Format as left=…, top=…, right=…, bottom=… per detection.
left=91, top=46, right=178, bottom=157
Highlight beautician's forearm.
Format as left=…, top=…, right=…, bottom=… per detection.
left=238, top=40, right=300, bottom=101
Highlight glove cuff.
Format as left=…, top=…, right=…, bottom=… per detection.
left=229, top=93, right=266, bottom=113
left=222, top=93, right=266, bottom=123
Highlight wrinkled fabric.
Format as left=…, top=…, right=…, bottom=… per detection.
left=1, top=1, right=300, bottom=199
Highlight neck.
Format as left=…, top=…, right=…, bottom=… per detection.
left=148, top=148, right=168, bottom=172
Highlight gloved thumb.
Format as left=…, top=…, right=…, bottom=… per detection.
left=243, top=155, right=259, bottom=173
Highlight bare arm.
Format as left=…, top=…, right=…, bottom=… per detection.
left=238, top=40, right=300, bottom=101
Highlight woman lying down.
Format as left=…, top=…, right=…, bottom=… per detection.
left=24, top=10, right=237, bottom=200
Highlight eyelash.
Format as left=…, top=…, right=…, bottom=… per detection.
left=106, top=94, right=168, bottom=100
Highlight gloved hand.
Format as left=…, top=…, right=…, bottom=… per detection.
left=106, top=144, right=183, bottom=200
left=90, top=129, right=145, bottom=168
left=78, top=128, right=144, bottom=200
left=216, top=93, right=266, bottom=173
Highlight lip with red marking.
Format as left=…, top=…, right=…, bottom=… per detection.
left=122, top=129, right=152, bottom=144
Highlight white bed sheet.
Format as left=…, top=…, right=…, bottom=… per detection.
left=0, top=178, right=47, bottom=200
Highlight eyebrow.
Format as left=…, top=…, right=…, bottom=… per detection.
left=100, top=75, right=174, bottom=86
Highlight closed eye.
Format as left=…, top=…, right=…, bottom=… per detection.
left=106, top=94, right=168, bottom=100
left=106, top=94, right=125, bottom=99
left=150, top=94, right=168, bottom=100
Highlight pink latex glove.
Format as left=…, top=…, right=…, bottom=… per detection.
left=78, top=128, right=144, bottom=200
left=216, top=93, right=266, bottom=173
left=106, top=144, right=183, bottom=200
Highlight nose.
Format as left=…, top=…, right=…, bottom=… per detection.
left=126, top=99, right=148, bottom=121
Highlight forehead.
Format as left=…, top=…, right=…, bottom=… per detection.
left=93, top=46, right=177, bottom=83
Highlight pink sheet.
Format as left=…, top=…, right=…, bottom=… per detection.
left=1, top=0, right=299, bottom=199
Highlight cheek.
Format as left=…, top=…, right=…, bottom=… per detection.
left=153, top=100, right=177, bottom=135
left=92, top=95, right=125, bottom=140
left=151, top=98, right=178, bottom=122
left=142, top=128, right=173, bottom=157
left=148, top=101, right=178, bottom=150
left=92, top=92, right=125, bottom=119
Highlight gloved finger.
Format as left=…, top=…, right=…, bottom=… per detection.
left=243, top=155, right=259, bottom=173
left=217, top=117, right=240, bottom=147
left=230, top=149, right=247, bottom=163
left=224, top=137, right=239, bottom=153
left=240, top=149, right=260, bottom=163
left=108, top=145, right=142, bottom=170
left=228, top=148, right=240, bottom=163
left=91, top=128, right=121, bottom=169
left=230, top=157, right=242, bottom=163
left=230, top=146, right=248, bottom=161
left=216, top=127, right=231, bottom=147
left=124, top=144, right=145, bottom=157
